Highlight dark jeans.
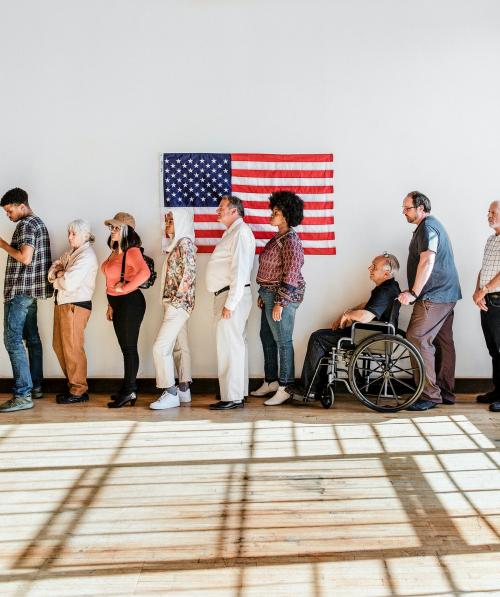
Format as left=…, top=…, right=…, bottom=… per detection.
left=481, top=293, right=500, bottom=394
left=259, top=288, right=299, bottom=385
left=300, top=327, right=352, bottom=392
left=108, top=290, right=146, bottom=395
left=3, top=295, right=43, bottom=398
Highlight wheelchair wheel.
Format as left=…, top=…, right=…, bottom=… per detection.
left=317, top=385, right=334, bottom=409
left=347, top=334, right=424, bottom=412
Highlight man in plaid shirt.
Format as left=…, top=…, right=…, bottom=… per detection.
left=0, top=188, right=52, bottom=412
left=474, top=200, right=500, bottom=413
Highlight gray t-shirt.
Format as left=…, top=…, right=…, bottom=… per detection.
left=407, top=215, right=462, bottom=303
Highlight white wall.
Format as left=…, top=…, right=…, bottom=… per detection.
left=1, top=0, right=499, bottom=380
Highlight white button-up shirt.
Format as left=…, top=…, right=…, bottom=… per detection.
left=480, top=233, right=500, bottom=292
left=205, top=218, right=256, bottom=311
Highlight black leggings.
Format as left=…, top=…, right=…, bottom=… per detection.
left=108, top=290, right=146, bottom=394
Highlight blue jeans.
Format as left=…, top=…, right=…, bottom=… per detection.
left=4, top=295, right=43, bottom=398
left=259, top=288, right=299, bottom=386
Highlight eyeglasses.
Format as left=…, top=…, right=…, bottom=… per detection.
left=402, top=206, right=417, bottom=213
left=108, top=225, right=122, bottom=232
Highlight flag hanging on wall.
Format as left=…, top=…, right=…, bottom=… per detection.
left=161, top=153, right=335, bottom=255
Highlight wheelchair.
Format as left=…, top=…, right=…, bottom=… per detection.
left=289, top=319, right=425, bottom=413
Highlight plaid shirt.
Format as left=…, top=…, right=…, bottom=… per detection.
left=479, top=233, right=500, bottom=292
left=4, top=215, right=53, bottom=302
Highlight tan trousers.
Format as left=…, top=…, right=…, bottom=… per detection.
left=405, top=300, right=456, bottom=404
left=53, top=304, right=91, bottom=396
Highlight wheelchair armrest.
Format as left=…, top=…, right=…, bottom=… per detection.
left=351, top=321, right=396, bottom=345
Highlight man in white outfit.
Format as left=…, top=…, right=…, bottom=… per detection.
left=205, top=195, right=256, bottom=410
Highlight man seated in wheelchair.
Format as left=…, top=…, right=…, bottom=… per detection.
left=286, top=253, right=401, bottom=400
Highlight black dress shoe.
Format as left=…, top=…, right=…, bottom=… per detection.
left=477, top=391, right=500, bottom=404
left=107, top=392, right=137, bottom=408
left=209, top=400, right=244, bottom=410
left=407, top=399, right=437, bottom=411
left=489, top=401, right=500, bottom=412
left=57, top=393, right=89, bottom=404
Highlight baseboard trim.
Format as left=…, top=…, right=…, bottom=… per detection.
left=0, top=377, right=494, bottom=395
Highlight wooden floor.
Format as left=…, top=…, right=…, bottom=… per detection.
left=0, top=392, right=499, bottom=597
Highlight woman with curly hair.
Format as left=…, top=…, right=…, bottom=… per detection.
left=251, top=190, right=305, bottom=405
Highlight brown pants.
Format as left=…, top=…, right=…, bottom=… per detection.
left=53, top=304, right=91, bottom=396
left=405, top=300, right=457, bottom=404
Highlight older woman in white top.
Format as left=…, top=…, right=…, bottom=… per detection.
left=48, top=219, right=98, bottom=404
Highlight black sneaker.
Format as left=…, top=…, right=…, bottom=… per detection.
left=476, top=391, right=500, bottom=404
left=406, top=399, right=437, bottom=411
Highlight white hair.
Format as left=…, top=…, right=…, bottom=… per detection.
left=381, top=252, right=400, bottom=274
left=67, top=219, right=95, bottom=243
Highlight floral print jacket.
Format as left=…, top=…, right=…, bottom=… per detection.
left=161, top=238, right=196, bottom=314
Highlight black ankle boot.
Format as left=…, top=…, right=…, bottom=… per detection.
left=107, top=392, right=137, bottom=408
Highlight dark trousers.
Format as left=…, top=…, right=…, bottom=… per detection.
left=480, top=293, right=500, bottom=395
left=108, top=290, right=146, bottom=394
left=300, top=327, right=352, bottom=392
left=405, top=300, right=456, bottom=404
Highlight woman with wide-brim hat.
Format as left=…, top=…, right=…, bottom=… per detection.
left=102, top=212, right=150, bottom=408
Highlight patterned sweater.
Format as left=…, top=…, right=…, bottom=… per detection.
left=256, top=229, right=305, bottom=306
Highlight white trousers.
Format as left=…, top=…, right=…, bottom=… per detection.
left=214, top=287, right=252, bottom=402
left=153, top=305, right=191, bottom=388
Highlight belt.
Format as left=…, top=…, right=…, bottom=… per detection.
left=214, top=284, right=250, bottom=296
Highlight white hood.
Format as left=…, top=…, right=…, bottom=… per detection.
left=165, top=207, right=195, bottom=253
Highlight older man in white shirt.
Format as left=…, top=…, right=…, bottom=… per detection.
left=205, top=195, right=256, bottom=410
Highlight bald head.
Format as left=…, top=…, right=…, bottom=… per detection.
left=488, top=201, right=500, bottom=232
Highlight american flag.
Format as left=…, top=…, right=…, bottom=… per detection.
left=161, top=153, right=335, bottom=255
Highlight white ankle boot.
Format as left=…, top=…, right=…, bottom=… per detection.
left=250, top=380, right=279, bottom=397
left=264, top=386, right=291, bottom=406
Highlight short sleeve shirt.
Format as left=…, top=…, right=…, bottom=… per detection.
left=479, top=233, right=500, bottom=292
left=4, top=215, right=53, bottom=302
left=365, top=278, right=401, bottom=325
left=407, top=215, right=462, bottom=303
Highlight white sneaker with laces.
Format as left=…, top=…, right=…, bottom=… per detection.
left=178, top=387, right=191, bottom=404
left=264, top=386, right=291, bottom=406
left=150, top=390, right=180, bottom=410
left=250, top=380, right=279, bottom=397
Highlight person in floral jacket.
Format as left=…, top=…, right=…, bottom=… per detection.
left=150, top=209, right=196, bottom=409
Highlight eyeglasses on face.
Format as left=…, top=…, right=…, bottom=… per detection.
left=402, top=205, right=417, bottom=213
left=108, top=225, right=122, bottom=232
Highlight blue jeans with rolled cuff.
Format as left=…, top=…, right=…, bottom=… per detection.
left=258, top=287, right=300, bottom=386
left=4, top=295, right=43, bottom=398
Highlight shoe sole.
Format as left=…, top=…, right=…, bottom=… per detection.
left=149, top=404, right=180, bottom=410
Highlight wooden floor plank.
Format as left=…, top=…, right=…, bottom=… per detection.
left=0, top=392, right=498, bottom=596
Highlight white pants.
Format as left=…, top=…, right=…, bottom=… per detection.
left=153, top=305, right=191, bottom=388
left=214, top=287, right=252, bottom=402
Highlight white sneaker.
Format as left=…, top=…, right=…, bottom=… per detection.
left=150, top=390, right=180, bottom=410
left=264, top=386, right=291, bottom=406
left=250, top=380, right=279, bottom=397
left=178, top=387, right=191, bottom=404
